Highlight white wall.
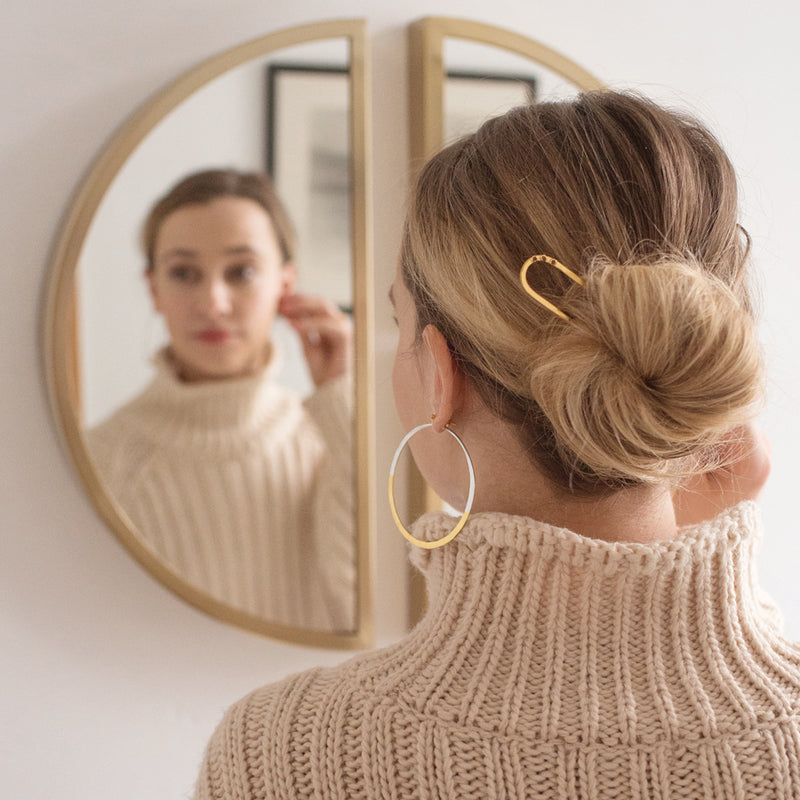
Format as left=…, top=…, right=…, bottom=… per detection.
left=3, top=1, right=800, bottom=798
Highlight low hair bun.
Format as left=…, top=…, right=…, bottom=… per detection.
left=527, top=259, right=764, bottom=483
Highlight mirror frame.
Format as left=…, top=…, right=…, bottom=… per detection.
left=408, top=16, right=605, bottom=165
left=42, top=19, right=374, bottom=650
left=405, top=16, right=605, bottom=625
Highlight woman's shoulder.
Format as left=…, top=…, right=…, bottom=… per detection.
left=84, top=393, right=162, bottom=489
left=209, top=648, right=383, bottom=733
left=194, top=646, right=404, bottom=799
left=194, top=665, right=344, bottom=799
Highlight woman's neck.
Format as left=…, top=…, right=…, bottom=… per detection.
left=452, top=408, right=679, bottom=544
left=503, top=482, right=678, bottom=544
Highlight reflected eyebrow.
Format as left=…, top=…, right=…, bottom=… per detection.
left=160, top=247, right=198, bottom=260
left=388, top=284, right=395, bottom=307
left=223, top=245, right=259, bottom=256
left=158, top=245, right=259, bottom=260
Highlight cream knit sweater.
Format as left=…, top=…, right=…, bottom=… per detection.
left=87, top=351, right=355, bottom=631
left=195, top=502, right=800, bottom=799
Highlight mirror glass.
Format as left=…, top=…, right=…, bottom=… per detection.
left=45, top=24, right=372, bottom=648
left=443, top=39, right=588, bottom=142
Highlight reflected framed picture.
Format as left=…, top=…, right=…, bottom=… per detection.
left=265, top=63, right=352, bottom=311
left=444, top=70, right=537, bottom=143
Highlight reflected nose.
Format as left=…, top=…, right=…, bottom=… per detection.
left=199, top=279, right=232, bottom=316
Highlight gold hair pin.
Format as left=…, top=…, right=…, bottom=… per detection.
left=519, top=255, right=584, bottom=321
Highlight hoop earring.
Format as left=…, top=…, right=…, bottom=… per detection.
left=388, top=422, right=476, bottom=549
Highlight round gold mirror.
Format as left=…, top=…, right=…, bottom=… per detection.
left=42, top=19, right=374, bottom=649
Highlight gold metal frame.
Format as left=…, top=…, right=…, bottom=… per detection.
left=405, top=16, right=604, bottom=625
left=41, top=19, right=374, bottom=650
left=408, top=16, right=605, bottom=168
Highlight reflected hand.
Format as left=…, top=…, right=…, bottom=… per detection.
left=279, top=293, right=353, bottom=387
left=673, top=422, right=771, bottom=527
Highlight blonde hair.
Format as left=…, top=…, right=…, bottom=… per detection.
left=401, top=91, right=763, bottom=494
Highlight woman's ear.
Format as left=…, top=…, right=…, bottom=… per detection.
left=422, top=324, right=463, bottom=433
left=145, top=268, right=162, bottom=313
left=280, top=261, right=297, bottom=297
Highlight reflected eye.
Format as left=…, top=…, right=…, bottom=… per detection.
left=167, top=265, right=200, bottom=283
left=227, top=264, right=257, bottom=283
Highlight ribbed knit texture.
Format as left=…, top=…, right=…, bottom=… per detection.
left=195, top=502, right=800, bottom=799
left=87, top=351, right=355, bottom=631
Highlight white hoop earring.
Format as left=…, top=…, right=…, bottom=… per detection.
left=388, top=422, right=476, bottom=549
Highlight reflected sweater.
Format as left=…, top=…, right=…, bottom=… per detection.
left=195, top=503, right=800, bottom=799
left=87, top=352, right=355, bottom=631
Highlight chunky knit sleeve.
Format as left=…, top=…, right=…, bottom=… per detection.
left=84, top=412, right=154, bottom=499
left=303, top=376, right=356, bottom=631
left=194, top=670, right=325, bottom=800
left=193, top=689, right=268, bottom=800
left=193, top=701, right=251, bottom=800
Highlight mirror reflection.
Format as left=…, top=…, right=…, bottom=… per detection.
left=74, top=38, right=358, bottom=633
left=443, top=39, right=587, bottom=143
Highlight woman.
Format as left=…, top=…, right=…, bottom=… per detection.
left=194, top=93, right=800, bottom=798
left=88, top=169, right=355, bottom=632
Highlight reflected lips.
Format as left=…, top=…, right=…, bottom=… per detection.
left=198, top=329, right=232, bottom=344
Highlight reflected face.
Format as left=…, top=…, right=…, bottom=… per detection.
left=148, top=197, right=295, bottom=382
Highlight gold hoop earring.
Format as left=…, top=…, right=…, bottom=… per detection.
left=388, top=422, right=476, bottom=549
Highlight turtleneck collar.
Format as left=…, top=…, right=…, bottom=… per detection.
left=373, top=502, right=800, bottom=745
left=410, top=500, right=759, bottom=579
left=129, top=347, right=303, bottom=441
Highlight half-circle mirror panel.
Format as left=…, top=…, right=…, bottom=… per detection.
left=405, top=16, right=604, bottom=624
left=43, top=19, right=374, bottom=649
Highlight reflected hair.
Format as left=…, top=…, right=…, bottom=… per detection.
left=401, top=90, right=764, bottom=495
left=141, top=168, right=296, bottom=269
